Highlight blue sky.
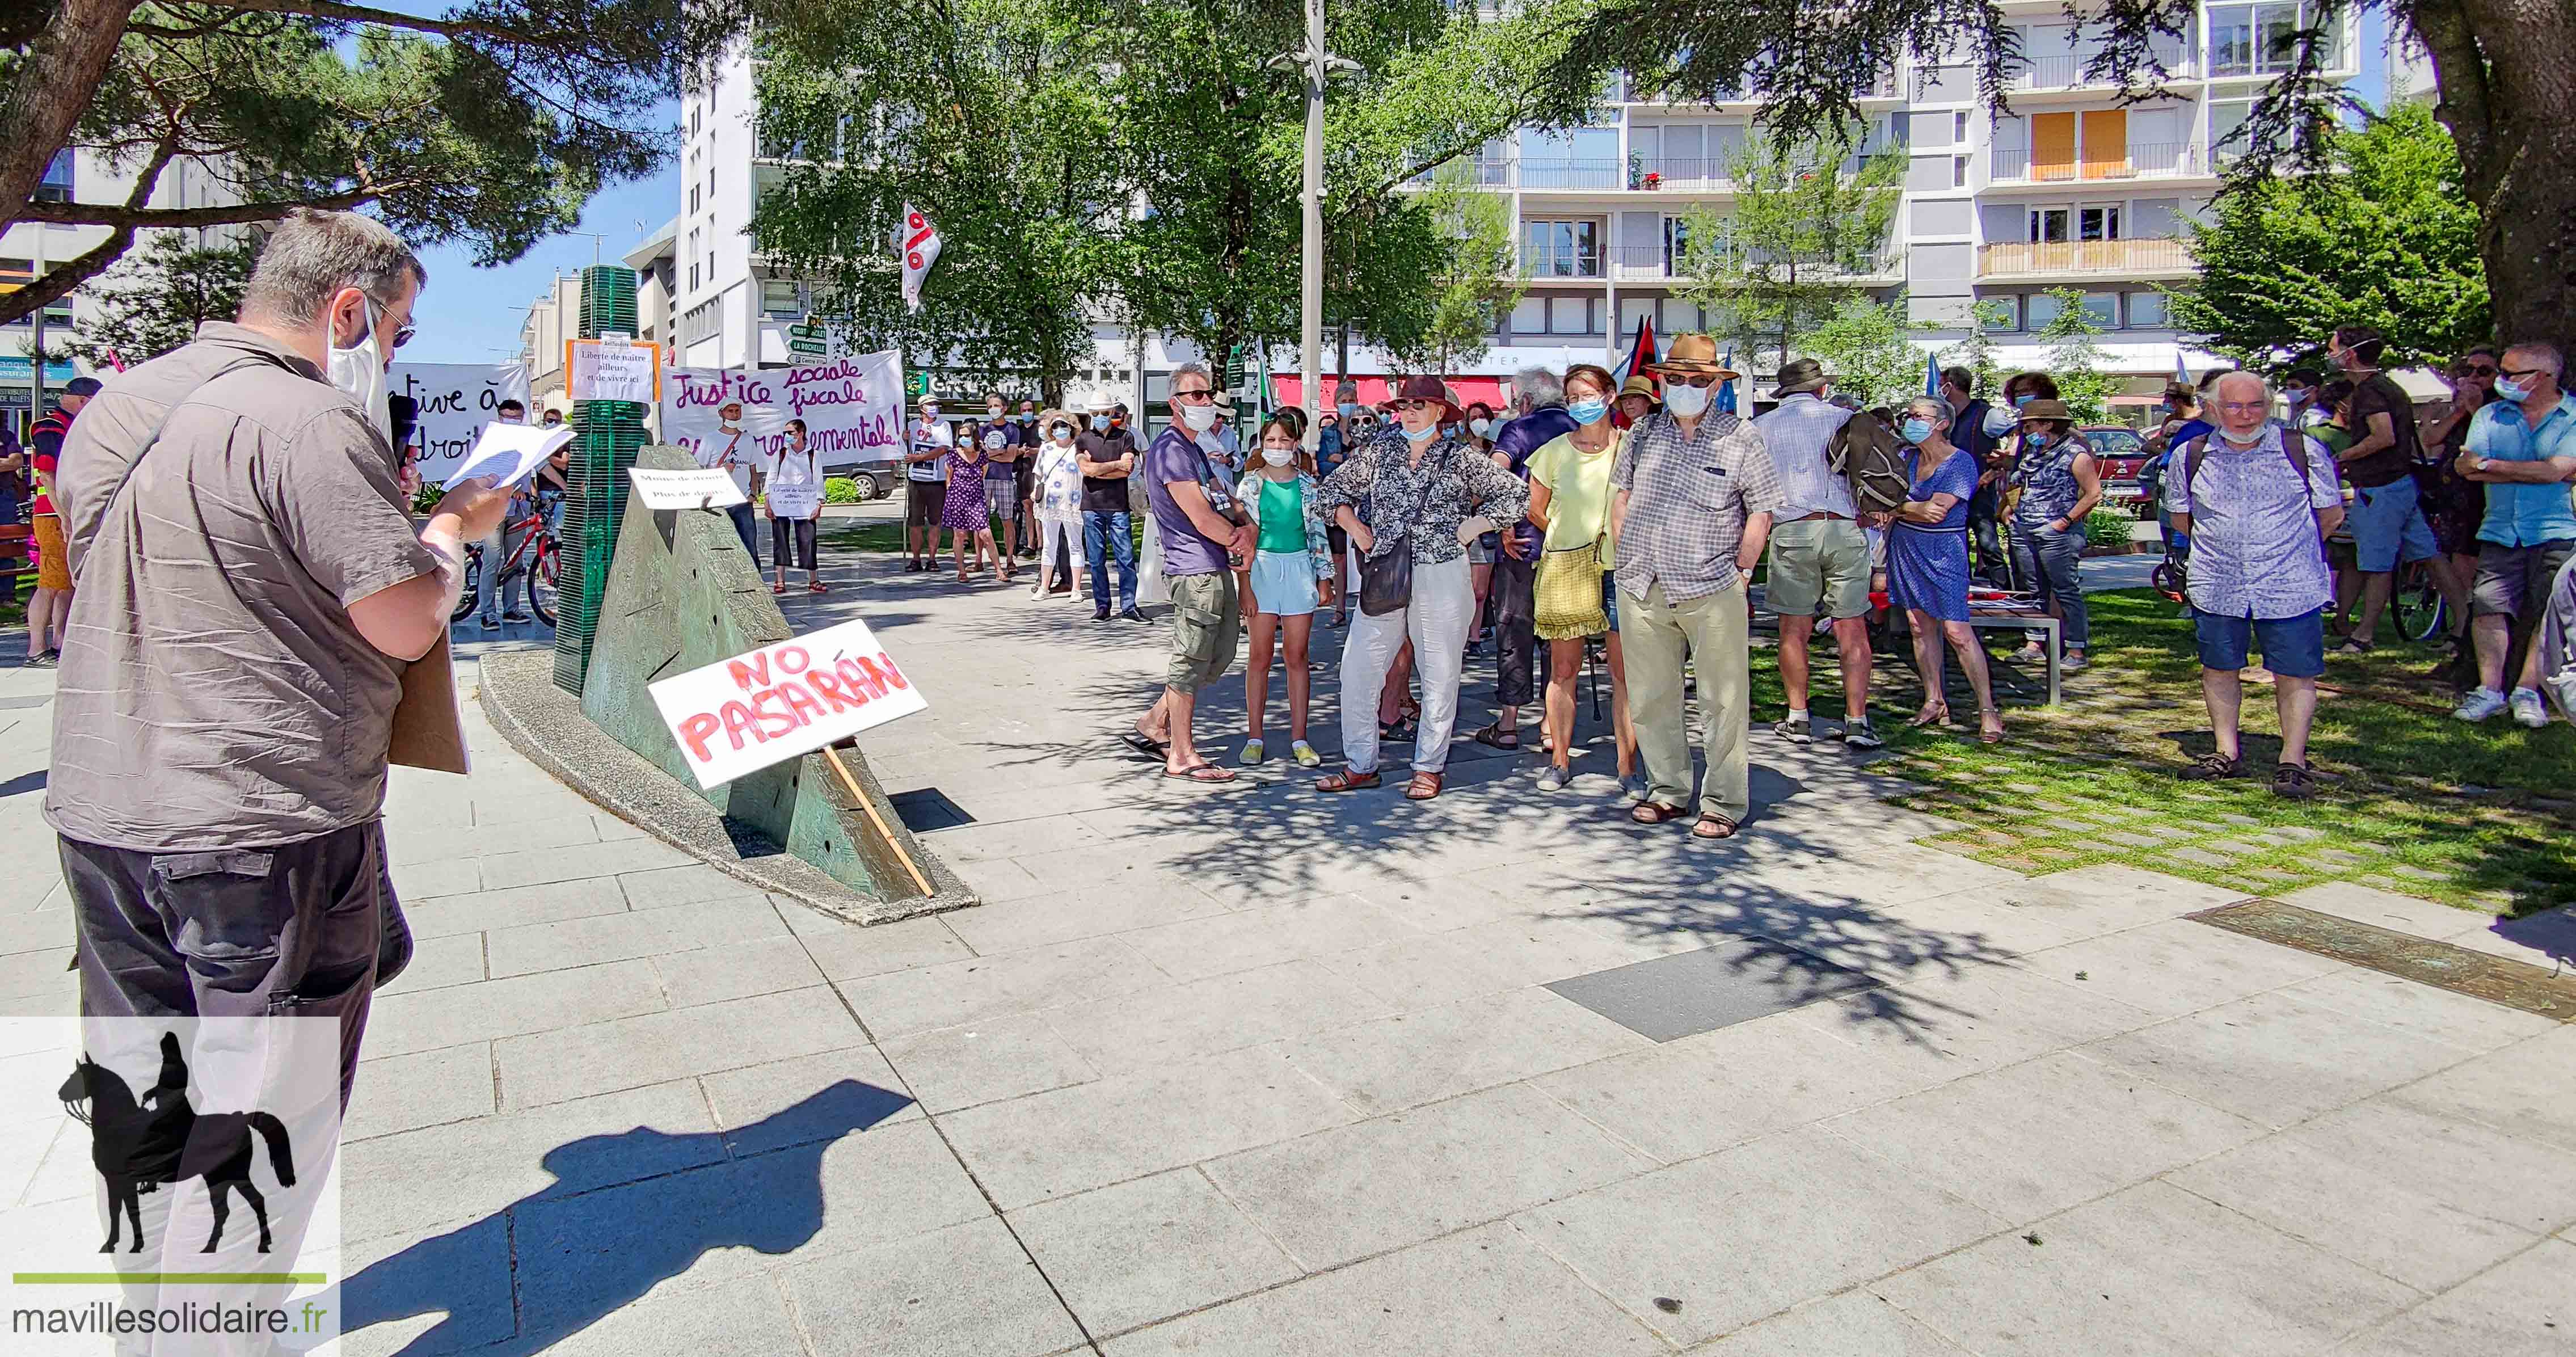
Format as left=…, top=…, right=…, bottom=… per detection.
left=403, top=164, right=677, bottom=365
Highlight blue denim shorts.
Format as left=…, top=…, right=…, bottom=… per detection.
left=2347, top=476, right=2436, bottom=573
left=2192, top=606, right=2326, bottom=678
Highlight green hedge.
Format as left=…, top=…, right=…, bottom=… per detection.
left=2083, top=507, right=2133, bottom=549
left=824, top=477, right=863, bottom=504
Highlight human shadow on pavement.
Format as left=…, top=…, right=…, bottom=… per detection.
left=342, top=1078, right=912, bottom=1356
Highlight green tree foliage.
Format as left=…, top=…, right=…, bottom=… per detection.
left=1941, top=300, right=2012, bottom=403
left=749, top=0, right=1590, bottom=391
left=2171, top=103, right=2487, bottom=371
left=1674, top=127, right=1903, bottom=372
left=1386, top=164, right=1523, bottom=377
left=62, top=230, right=258, bottom=365
left=1801, top=296, right=1922, bottom=408
left=2035, top=288, right=2119, bottom=423
left=2, top=0, right=738, bottom=326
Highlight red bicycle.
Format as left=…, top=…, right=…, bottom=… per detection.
left=451, top=495, right=563, bottom=627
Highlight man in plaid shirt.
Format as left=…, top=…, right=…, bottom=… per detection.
left=1612, top=335, right=1783, bottom=838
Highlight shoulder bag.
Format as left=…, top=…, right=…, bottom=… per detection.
left=1357, top=442, right=1440, bottom=617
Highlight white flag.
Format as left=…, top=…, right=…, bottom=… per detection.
left=897, top=204, right=942, bottom=312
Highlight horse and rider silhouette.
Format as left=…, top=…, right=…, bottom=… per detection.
left=57, top=1031, right=298, bottom=1254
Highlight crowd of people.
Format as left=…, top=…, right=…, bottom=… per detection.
left=1083, top=330, right=2572, bottom=821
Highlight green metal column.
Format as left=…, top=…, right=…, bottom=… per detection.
left=552, top=265, right=649, bottom=695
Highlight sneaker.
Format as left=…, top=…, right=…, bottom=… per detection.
left=1119, top=607, right=1149, bottom=623
left=1772, top=713, right=1813, bottom=745
left=1617, top=774, right=1648, bottom=802
left=904, top=560, right=923, bottom=573
left=2452, top=686, right=2508, bottom=723
left=2179, top=751, right=2242, bottom=781
left=2509, top=687, right=2549, bottom=729
left=1291, top=739, right=1321, bottom=768
left=1840, top=719, right=1884, bottom=750
left=1240, top=739, right=1266, bottom=765
left=2270, top=761, right=2317, bottom=800
left=478, top=616, right=499, bottom=630
left=1536, top=765, right=1571, bottom=792
left=2545, top=673, right=2576, bottom=726
left=2061, top=651, right=2088, bottom=672
left=501, top=610, right=532, bottom=623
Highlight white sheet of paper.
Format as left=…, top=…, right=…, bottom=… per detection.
left=627, top=466, right=751, bottom=509
left=444, top=423, right=577, bottom=490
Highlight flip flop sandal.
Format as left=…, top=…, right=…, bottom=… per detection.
left=1405, top=772, right=1444, bottom=800
left=1162, top=764, right=1236, bottom=782
left=1630, top=801, right=1688, bottom=825
left=808, top=581, right=828, bottom=594
left=1119, top=731, right=1168, bottom=757
left=1691, top=814, right=1740, bottom=840
left=1314, top=769, right=1381, bottom=793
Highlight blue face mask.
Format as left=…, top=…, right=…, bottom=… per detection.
left=1900, top=417, right=1934, bottom=444
left=2014, top=394, right=2035, bottom=408
left=1568, top=398, right=1609, bottom=426
left=2496, top=375, right=2533, bottom=404
left=1337, top=402, right=1357, bottom=419
left=1403, top=423, right=1437, bottom=444
left=2027, top=431, right=2054, bottom=449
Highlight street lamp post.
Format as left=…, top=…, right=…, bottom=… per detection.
left=1274, top=2, right=1357, bottom=452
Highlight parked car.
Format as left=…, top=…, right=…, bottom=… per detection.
left=2079, top=424, right=2152, bottom=516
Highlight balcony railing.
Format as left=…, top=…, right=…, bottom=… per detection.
left=1610, top=244, right=1690, bottom=281
left=1517, top=158, right=1625, bottom=191
left=2008, top=49, right=2191, bottom=89
left=1978, top=237, right=2193, bottom=276
left=1989, top=142, right=2204, bottom=183
left=1519, top=243, right=1604, bottom=279
left=1602, top=242, right=1905, bottom=283
left=1629, top=158, right=1739, bottom=191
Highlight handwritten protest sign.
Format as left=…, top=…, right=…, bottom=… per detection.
left=663, top=350, right=908, bottom=473
left=627, top=466, right=749, bottom=510
left=647, top=618, right=927, bottom=788
left=390, top=363, right=532, bottom=483
left=567, top=338, right=661, bottom=403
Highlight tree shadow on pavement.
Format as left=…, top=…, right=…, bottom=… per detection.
left=341, top=1079, right=912, bottom=1357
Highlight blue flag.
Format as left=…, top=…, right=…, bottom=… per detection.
left=1924, top=351, right=1943, bottom=399
left=1717, top=347, right=1738, bottom=414
left=2173, top=349, right=2190, bottom=386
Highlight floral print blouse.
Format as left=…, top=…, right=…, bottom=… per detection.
left=1234, top=468, right=1335, bottom=579
left=1319, top=428, right=1531, bottom=566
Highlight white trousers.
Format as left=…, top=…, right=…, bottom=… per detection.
left=1338, top=553, right=1474, bottom=776
left=1035, top=512, right=1078, bottom=588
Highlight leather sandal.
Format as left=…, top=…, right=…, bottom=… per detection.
left=1406, top=772, right=1444, bottom=800
left=1691, top=813, right=1740, bottom=840
left=1314, top=769, right=1381, bottom=793
left=1630, top=801, right=1688, bottom=825
left=1471, top=721, right=1521, bottom=751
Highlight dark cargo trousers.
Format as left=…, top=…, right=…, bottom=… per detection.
left=62, top=819, right=402, bottom=1110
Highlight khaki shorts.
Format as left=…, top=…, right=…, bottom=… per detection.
left=32, top=513, right=70, bottom=592
left=1765, top=516, right=1871, bottom=620
left=1166, top=571, right=1240, bottom=690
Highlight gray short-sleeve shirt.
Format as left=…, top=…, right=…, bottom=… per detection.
left=45, top=322, right=440, bottom=852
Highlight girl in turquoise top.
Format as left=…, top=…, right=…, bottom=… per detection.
left=1234, top=415, right=1335, bottom=765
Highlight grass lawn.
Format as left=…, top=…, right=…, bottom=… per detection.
left=1756, top=589, right=2575, bottom=918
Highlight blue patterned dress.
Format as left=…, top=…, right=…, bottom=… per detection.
left=1887, top=444, right=1979, bottom=622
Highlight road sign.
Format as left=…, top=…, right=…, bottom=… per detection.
left=787, top=338, right=827, bottom=357
left=787, top=322, right=827, bottom=340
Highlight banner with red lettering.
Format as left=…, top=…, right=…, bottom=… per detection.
left=647, top=618, right=928, bottom=787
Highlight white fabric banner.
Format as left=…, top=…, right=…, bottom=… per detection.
left=663, top=353, right=909, bottom=473
left=391, top=363, right=532, bottom=483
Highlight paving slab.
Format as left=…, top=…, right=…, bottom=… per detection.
left=879, top=1009, right=1102, bottom=1114
left=1690, top=1290, right=1973, bottom=1356
left=364, top=959, right=669, bottom=1060
left=1039, top=958, right=1395, bottom=1075
left=2332, top=1237, right=2575, bottom=1357
left=778, top=1216, right=1090, bottom=1356
left=493, top=985, right=868, bottom=1109
left=1006, top=1169, right=1302, bottom=1336
left=1511, top=1128, right=2006, bottom=1346
left=2012, top=915, right=2346, bottom=1019
left=2085, top=987, right=2480, bottom=1128
left=1203, top=1081, right=1653, bottom=1270
left=1873, top=1181, right=2423, bottom=1356
left=1103, top=1221, right=1666, bottom=1356
left=1278, top=985, right=1650, bottom=1115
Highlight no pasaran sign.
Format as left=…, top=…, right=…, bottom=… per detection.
left=647, top=619, right=927, bottom=787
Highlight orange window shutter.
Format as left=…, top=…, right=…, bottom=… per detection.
left=2031, top=113, right=2077, bottom=182
left=2080, top=110, right=2128, bottom=179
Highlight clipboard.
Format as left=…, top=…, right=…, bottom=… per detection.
left=388, top=631, right=470, bottom=774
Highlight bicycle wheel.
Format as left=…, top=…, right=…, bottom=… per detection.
left=527, top=542, right=560, bottom=628
left=2392, top=564, right=2445, bottom=642
left=450, top=544, right=482, bottom=622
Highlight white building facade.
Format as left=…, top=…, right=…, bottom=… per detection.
left=669, top=3, right=2371, bottom=416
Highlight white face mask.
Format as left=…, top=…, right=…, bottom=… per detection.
left=1179, top=401, right=1222, bottom=432
left=1260, top=445, right=1293, bottom=467
left=1468, top=418, right=1491, bottom=439
left=326, top=293, right=393, bottom=446
left=1663, top=382, right=1711, bottom=418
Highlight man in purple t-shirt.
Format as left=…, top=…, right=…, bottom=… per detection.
left=1125, top=361, right=1254, bottom=781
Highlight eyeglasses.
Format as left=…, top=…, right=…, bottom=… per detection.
left=2458, top=364, right=2497, bottom=377
left=2502, top=367, right=2548, bottom=381
left=1170, top=387, right=1216, bottom=403
left=2216, top=401, right=2271, bottom=414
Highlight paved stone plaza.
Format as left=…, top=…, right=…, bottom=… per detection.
left=3, top=537, right=2572, bottom=1356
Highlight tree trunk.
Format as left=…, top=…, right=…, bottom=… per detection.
left=2415, top=0, right=2576, bottom=357
left=0, top=0, right=142, bottom=234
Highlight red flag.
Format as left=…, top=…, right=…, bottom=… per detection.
left=1613, top=315, right=1659, bottom=393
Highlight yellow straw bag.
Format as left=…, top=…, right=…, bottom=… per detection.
left=1533, top=541, right=1608, bottom=640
